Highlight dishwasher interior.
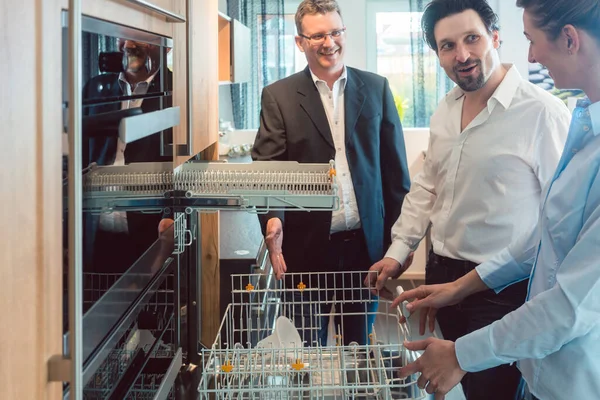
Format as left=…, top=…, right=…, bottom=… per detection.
left=59, top=9, right=341, bottom=399
left=198, top=271, right=426, bottom=400
left=62, top=157, right=340, bottom=399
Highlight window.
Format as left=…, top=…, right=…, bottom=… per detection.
left=528, top=62, right=585, bottom=110
left=367, top=1, right=452, bottom=128
left=257, top=14, right=306, bottom=89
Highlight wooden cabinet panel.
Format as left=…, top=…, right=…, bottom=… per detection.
left=219, top=15, right=251, bottom=84
left=190, top=0, right=219, bottom=159
left=1, top=0, right=63, bottom=399
left=171, top=0, right=188, bottom=165
left=218, top=14, right=232, bottom=82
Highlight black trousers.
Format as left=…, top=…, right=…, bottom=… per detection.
left=426, top=251, right=528, bottom=400
left=283, top=229, right=377, bottom=346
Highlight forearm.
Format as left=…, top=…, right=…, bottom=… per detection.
left=453, top=269, right=489, bottom=298
left=385, top=181, right=436, bottom=264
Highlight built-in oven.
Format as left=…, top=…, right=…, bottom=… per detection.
left=58, top=10, right=341, bottom=399
left=60, top=12, right=187, bottom=400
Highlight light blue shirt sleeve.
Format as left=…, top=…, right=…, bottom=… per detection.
left=456, top=170, right=600, bottom=372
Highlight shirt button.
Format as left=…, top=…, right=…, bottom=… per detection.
left=584, top=125, right=590, bottom=132
left=337, top=147, right=342, bottom=151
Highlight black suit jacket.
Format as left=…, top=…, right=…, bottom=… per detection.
left=82, top=70, right=173, bottom=167
left=252, top=67, right=410, bottom=271
left=80, top=71, right=173, bottom=271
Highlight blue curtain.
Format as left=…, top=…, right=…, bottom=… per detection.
left=228, top=0, right=287, bottom=129
left=408, top=0, right=453, bottom=127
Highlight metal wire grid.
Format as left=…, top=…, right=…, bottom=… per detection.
left=174, top=211, right=191, bottom=255
left=84, top=170, right=173, bottom=195
left=83, top=163, right=336, bottom=197
left=81, top=272, right=177, bottom=399
left=128, top=373, right=176, bottom=399
left=83, top=318, right=177, bottom=399
left=83, top=331, right=177, bottom=399
left=198, top=271, right=425, bottom=400
left=174, top=169, right=336, bottom=196
left=82, top=271, right=174, bottom=312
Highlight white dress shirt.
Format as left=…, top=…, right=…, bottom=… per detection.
left=457, top=99, right=600, bottom=400
left=385, top=64, right=570, bottom=265
left=98, top=71, right=156, bottom=233
left=310, top=67, right=361, bottom=234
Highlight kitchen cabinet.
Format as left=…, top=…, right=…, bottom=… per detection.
left=218, top=12, right=251, bottom=83
left=1, top=0, right=220, bottom=398
left=2, top=1, right=64, bottom=399
left=185, top=0, right=219, bottom=162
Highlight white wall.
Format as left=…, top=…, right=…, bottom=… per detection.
left=497, top=2, right=530, bottom=78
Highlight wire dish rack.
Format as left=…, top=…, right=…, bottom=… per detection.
left=198, top=271, right=425, bottom=399
left=82, top=160, right=339, bottom=213
left=80, top=271, right=178, bottom=399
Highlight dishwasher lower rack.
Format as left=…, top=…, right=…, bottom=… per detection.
left=82, top=160, right=339, bottom=213
left=74, top=269, right=181, bottom=400
left=198, top=271, right=425, bottom=399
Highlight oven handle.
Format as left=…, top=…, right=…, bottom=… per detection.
left=124, top=0, right=186, bottom=23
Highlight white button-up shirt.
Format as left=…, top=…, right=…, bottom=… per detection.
left=113, top=71, right=157, bottom=166
left=98, top=72, right=156, bottom=234
left=310, top=67, right=361, bottom=233
left=385, top=65, right=571, bottom=265
left=458, top=99, right=600, bottom=400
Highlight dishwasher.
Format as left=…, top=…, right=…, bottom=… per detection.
left=60, top=156, right=341, bottom=399
left=198, top=270, right=426, bottom=400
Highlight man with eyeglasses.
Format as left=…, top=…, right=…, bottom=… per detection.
left=252, top=0, right=411, bottom=346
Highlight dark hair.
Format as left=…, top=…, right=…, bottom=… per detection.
left=422, top=0, right=500, bottom=52
left=295, top=0, right=343, bottom=35
left=516, top=0, right=600, bottom=42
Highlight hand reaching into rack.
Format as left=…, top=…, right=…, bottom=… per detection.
left=363, top=253, right=413, bottom=299
left=393, top=270, right=489, bottom=334
left=392, top=283, right=464, bottom=335
left=265, top=218, right=287, bottom=280
left=399, top=337, right=466, bottom=399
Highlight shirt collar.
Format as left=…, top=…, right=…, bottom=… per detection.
left=310, top=65, right=347, bottom=89
left=588, top=100, right=600, bottom=136
left=445, top=63, right=520, bottom=112
left=118, top=70, right=158, bottom=88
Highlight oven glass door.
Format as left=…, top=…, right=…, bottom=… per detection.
left=62, top=13, right=179, bottom=398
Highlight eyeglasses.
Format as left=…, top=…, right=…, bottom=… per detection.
left=299, top=27, right=346, bottom=44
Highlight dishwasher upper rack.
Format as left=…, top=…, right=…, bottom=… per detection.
left=82, top=160, right=339, bottom=213
left=198, top=271, right=425, bottom=400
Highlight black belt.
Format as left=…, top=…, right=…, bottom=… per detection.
left=329, top=228, right=362, bottom=242
left=428, top=251, right=478, bottom=273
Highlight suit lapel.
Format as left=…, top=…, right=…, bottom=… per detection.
left=297, top=68, right=335, bottom=150
left=344, top=68, right=365, bottom=147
